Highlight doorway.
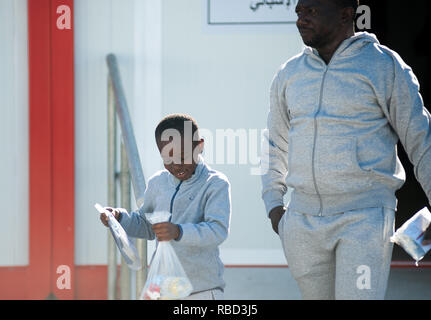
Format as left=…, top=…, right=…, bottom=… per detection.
left=358, top=0, right=431, bottom=261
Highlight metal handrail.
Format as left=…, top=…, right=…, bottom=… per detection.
left=107, top=54, right=147, bottom=206
left=106, top=53, right=148, bottom=300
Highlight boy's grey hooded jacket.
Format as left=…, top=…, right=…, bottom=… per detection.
left=261, top=32, right=431, bottom=217
left=118, top=158, right=231, bottom=293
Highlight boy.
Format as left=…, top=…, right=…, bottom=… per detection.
left=100, top=114, right=231, bottom=300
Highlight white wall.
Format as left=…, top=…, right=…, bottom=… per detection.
left=160, top=0, right=302, bottom=264
left=0, top=0, right=29, bottom=266
left=74, top=0, right=162, bottom=265
left=74, top=0, right=303, bottom=265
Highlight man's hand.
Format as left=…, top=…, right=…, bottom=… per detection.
left=269, top=206, right=286, bottom=235
left=100, top=207, right=121, bottom=227
left=422, top=226, right=431, bottom=246
left=152, top=222, right=180, bottom=241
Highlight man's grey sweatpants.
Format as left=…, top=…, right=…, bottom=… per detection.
left=278, top=207, right=395, bottom=300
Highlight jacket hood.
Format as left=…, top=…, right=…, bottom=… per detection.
left=304, top=32, right=380, bottom=61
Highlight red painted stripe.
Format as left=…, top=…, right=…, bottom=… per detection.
left=2, top=261, right=429, bottom=300
left=0, top=267, right=28, bottom=300
left=75, top=266, right=107, bottom=300
left=26, top=0, right=75, bottom=299
left=52, top=262, right=431, bottom=300
left=27, top=0, right=53, bottom=300
left=75, top=265, right=122, bottom=300
left=225, top=265, right=289, bottom=268
left=390, top=260, right=431, bottom=268
left=50, top=0, right=75, bottom=300
left=225, top=261, right=431, bottom=268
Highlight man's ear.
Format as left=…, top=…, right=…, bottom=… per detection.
left=340, top=7, right=355, bottom=25
left=197, top=138, right=204, bottom=154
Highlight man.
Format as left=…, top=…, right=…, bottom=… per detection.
left=261, top=0, right=431, bottom=299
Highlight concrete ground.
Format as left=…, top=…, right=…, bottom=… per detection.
left=223, top=267, right=431, bottom=300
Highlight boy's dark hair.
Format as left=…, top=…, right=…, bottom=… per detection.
left=155, top=113, right=200, bottom=142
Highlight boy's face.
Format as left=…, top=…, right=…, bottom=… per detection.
left=157, top=135, right=204, bottom=181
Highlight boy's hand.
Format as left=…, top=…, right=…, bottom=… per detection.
left=423, top=226, right=431, bottom=246
left=100, top=207, right=121, bottom=227
left=152, top=222, right=180, bottom=241
left=269, top=206, right=286, bottom=235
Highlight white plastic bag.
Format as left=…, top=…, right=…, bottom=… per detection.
left=94, top=203, right=142, bottom=270
left=140, top=211, right=193, bottom=300
left=390, top=207, right=431, bottom=266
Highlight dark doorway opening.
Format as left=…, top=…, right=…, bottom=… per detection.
left=357, top=0, right=431, bottom=261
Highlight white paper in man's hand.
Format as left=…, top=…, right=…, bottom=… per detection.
left=390, top=207, right=431, bottom=266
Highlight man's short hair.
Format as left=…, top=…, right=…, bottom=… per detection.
left=334, top=0, right=360, bottom=12
left=155, top=113, right=200, bottom=142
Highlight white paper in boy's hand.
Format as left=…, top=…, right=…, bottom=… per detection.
left=390, top=207, right=431, bottom=266
left=94, top=203, right=142, bottom=271
left=145, top=211, right=171, bottom=224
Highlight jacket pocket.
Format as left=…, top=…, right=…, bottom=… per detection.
left=277, top=210, right=286, bottom=238
left=285, top=135, right=316, bottom=194
left=382, top=207, right=395, bottom=242
left=315, top=136, right=372, bottom=195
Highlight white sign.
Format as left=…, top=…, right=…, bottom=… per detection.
left=207, top=0, right=298, bottom=25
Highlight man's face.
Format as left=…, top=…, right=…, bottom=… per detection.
left=295, top=0, right=344, bottom=48
left=157, top=136, right=203, bottom=181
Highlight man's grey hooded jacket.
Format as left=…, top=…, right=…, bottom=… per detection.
left=261, top=32, right=431, bottom=217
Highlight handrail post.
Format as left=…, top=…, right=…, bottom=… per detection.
left=136, top=239, right=147, bottom=298
left=120, top=142, right=131, bottom=300
left=106, top=54, right=146, bottom=206
left=106, top=53, right=148, bottom=300
left=107, top=77, right=118, bottom=300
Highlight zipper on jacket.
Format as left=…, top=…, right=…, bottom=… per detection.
left=169, top=180, right=183, bottom=219
left=312, top=66, right=328, bottom=217
left=149, top=180, right=183, bottom=266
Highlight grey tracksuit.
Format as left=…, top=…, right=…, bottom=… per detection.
left=118, top=158, right=231, bottom=294
left=261, top=32, right=431, bottom=299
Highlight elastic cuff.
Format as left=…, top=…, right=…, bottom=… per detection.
left=175, top=224, right=183, bottom=241
left=116, top=208, right=128, bottom=227
left=176, top=223, right=195, bottom=245
left=262, top=189, right=285, bottom=217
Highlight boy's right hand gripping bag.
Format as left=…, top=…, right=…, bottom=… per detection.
left=140, top=211, right=193, bottom=300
